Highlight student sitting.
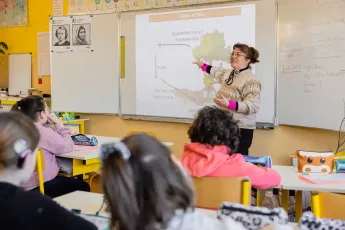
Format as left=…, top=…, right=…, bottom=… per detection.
left=12, top=96, right=90, bottom=198
left=0, top=112, right=97, bottom=230
left=181, top=106, right=281, bottom=190
left=99, top=133, right=253, bottom=230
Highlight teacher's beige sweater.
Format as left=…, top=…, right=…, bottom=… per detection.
left=210, top=67, right=261, bottom=129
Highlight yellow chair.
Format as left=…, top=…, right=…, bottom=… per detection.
left=192, top=177, right=251, bottom=209
left=127, top=130, right=158, bottom=139
left=88, top=170, right=101, bottom=191
left=35, top=149, right=45, bottom=194
left=311, top=191, right=345, bottom=220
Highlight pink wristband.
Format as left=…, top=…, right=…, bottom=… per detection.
left=228, top=100, right=237, bottom=110
left=201, top=63, right=208, bottom=72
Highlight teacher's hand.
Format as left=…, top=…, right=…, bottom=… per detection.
left=192, top=58, right=203, bottom=68
left=214, top=95, right=229, bottom=109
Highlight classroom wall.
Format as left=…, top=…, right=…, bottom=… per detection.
left=0, top=0, right=341, bottom=165
left=0, top=55, right=8, bottom=88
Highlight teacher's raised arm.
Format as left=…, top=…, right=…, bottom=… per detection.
left=193, top=43, right=261, bottom=156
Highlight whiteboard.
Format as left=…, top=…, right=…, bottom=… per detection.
left=8, top=53, right=32, bottom=96
left=278, top=0, right=345, bottom=130
left=120, top=0, right=277, bottom=125
left=50, top=14, right=119, bottom=114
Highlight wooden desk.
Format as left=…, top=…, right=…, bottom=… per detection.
left=58, top=135, right=174, bottom=176
left=0, top=96, right=51, bottom=111
left=0, top=96, right=21, bottom=111
left=54, top=191, right=107, bottom=216
left=54, top=191, right=298, bottom=229
left=273, top=165, right=345, bottom=222
left=273, top=165, right=345, bottom=193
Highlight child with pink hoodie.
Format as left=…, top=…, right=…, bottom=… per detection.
left=181, top=106, right=281, bottom=190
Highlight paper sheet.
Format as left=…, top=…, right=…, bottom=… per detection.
left=79, top=214, right=109, bottom=230
left=59, top=158, right=73, bottom=174
left=69, top=0, right=88, bottom=15
left=38, top=32, right=51, bottom=76
left=73, top=145, right=99, bottom=152
left=298, top=173, right=345, bottom=184
left=53, top=0, right=64, bottom=16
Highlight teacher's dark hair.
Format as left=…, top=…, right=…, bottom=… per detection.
left=102, top=133, right=194, bottom=230
left=11, top=95, right=46, bottom=121
left=188, top=106, right=240, bottom=153
left=233, top=43, right=259, bottom=67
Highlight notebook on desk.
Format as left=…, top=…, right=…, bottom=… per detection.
left=298, top=173, right=345, bottom=184
left=58, top=158, right=73, bottom=174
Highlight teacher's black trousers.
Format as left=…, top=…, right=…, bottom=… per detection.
left=238, top=128, right=254, bottom=155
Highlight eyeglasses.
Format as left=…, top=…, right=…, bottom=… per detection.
left=230, top=52, right=247, bottom=58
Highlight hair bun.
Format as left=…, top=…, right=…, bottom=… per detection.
left=249, top=47, right=259, bottom=64
left=16, top=100, right=22, bottom=108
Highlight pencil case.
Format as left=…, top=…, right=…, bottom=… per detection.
left=243, top=155, right=272, bottom=168
left=335, top=159, right=345, bottom=173
left=72, top=134, right=98, bottom=146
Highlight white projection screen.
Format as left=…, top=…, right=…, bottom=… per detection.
left=120, top=0, right=277, bottom=124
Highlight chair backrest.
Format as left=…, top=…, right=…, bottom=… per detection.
left=312, top=191, right=345, bottom=220
left=192, top=177, right=251, bottom=209
left=127, top=130, right=158, bottom=139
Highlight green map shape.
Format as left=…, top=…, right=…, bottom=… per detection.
left=172, top=31, right=231, bottom=105
left=193, top=30, right=231, bottom=87
left=193, top=30, right=230, bottom=63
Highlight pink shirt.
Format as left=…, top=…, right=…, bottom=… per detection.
left=181, top=143, right=281, bottom=190
left=22, top=123, right=74, bottom=190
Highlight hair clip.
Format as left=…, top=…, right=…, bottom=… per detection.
left=13, top=139, right=28, bottom=154
left=100, top=141, right=131, bottom=163
left=13, top=139, right=32, bottom=158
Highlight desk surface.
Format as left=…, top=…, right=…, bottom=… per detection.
left=59, top=135, right=174, bottom=160
left=62, top=118, right=89, bottom=124
left=54, top=191, right=298, bottom=229
left=273, top=165, right=345, bottom=193
left=54, top=191, right=107, bottom=215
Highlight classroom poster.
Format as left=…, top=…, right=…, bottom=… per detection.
left=51, top=17, right=72, bottom=53
left=87, top=0, right=103, bottom=14
left=53, top=0, right=64, bottom=16
left=71, top=15, right=93, bottom=52
left=38, top=32, right=51, bottom=76
left=102, top=0, right=119, bottom=13
left=0, top=0, right=28, bottom=28
left=68, top=0, right=88, bottom=15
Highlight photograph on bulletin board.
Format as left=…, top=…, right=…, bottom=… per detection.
left=72, top=15, right=93, bottom=51
left=51, top=17, right=72, bottom=52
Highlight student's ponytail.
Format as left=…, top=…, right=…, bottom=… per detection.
left=10, top=96, right=46, bottom=121
left=100, top=135, right=194, bottom=230
left=11, top=101, right=20, bottom=111
left=101, top=142, right=139, bottom=230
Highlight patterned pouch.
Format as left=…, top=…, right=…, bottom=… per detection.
left=299, top=212, right=345, bottom=230
left=218, top=202, right=289, bottom=230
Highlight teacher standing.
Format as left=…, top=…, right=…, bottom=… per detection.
left=193, top=43, right=261, bottom=155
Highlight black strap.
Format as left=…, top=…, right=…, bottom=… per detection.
left=225, top=66, right=250, bottom=85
